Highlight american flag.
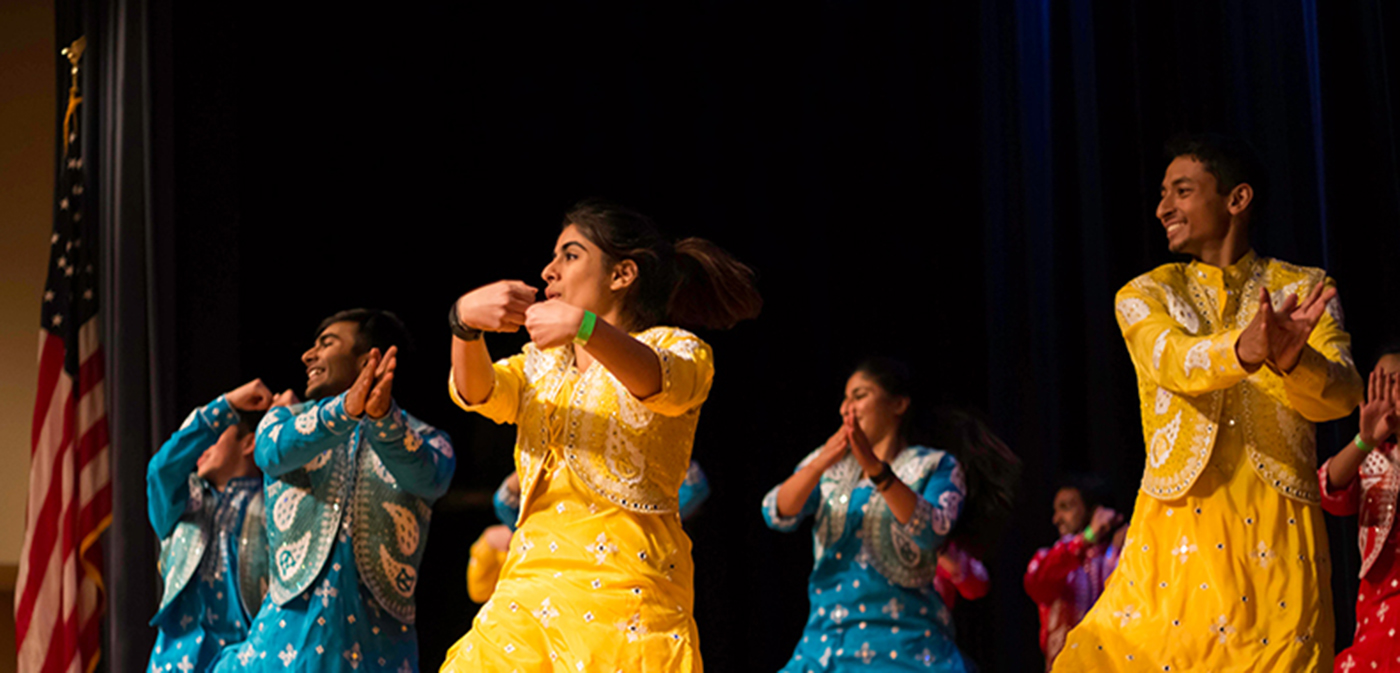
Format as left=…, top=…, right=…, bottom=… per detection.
left=15, top=37, right=112, bottom=673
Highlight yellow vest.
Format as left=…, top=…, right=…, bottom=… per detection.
left=1114, top=251, right=1361, bottom=504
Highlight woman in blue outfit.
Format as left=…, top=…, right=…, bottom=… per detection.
left=762, top=358, right=972, bottom=672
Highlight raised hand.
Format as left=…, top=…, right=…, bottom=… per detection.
left=1360, top=369, right=1400, bottom=447
left=813, top=427, right=851, bottom=472
left=843, top=409, right=880, bottom=475
left=344, top=348, right=381, bottom=418
left=523, top=299, right=587, bottom=349
left=226, top=378, right=274, bottom=412
left=1265, top=281, right=1337, bottom=373
left=455, top=281, right=539, bottom=333
left=364, top=345, right=397, bottom=419
left=1088, top=506, right=1122, bottom=541
left=271, top=389, right=301, bottom=408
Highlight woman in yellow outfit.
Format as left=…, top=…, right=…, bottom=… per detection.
left=441, top=199, right=761, bottom=672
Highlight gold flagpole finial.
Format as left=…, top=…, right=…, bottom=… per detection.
left=60, top=37, right=86, bottom=152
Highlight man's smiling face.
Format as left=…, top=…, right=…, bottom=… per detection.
left=1156, top=155, right=1234, bottom=258
left=301, top=320, right=364, bottom=400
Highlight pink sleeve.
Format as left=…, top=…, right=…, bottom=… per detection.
left=1318, top=458, right=1360, bottom=517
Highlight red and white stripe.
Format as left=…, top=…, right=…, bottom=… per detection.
left=15, top=317, right=111, bottom=673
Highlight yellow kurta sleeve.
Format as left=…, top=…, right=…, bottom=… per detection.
left=448, top=352, right=528, bottom=425
left=466, top=530, right=508, bottom=603
left=1278, top=278, right=1363, bottom=422
left=638, top=329, right=715, bottom=418
left=1115, top=283, right=1249, bottom=396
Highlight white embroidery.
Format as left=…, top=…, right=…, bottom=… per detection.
left=275, top=533, right=311, bottom=581
left=1183, top=340, right=1212, bottom=377
left=1272, top=280, right=1306, bottom=309
left=277, top=645, right=297, bottom=667
left=1171, top=536, right=1198, bottom=563
left=294, top=410, right=317, bottom=436
left=1154, top=387, right=1174, bottom=415
left=428, top=435, right=453, bottom=458
left=592, top=533, right=618, bottom=564
left=180, top=409, right=198, bottom=431
left=1254, top=540, right=1277, bottom=568
left=829, top=604, right=849, bottom=625
left=668, top=338, right=700, bottom=361
left=1152, top=330, right=1169, bottom=370
left=268, top=425, right=282, bottom=443
left=369, top=451, right=397, bottom=486
left=1113, top=605, right=1141, bottom=627
left=378, top=545, right=416, bottom=598
left=273, top=488, right=308, bottom=532
left=1209, top=614, right=1236, bottom=644
left=602, top=427, right=646, bottom=487
left=381, top=502, right=420, bottom=556
left=1149, top=412, right=1182, bottom=469
left=304, top=449, right=332, bottom=472
left=533, top=597, right=559, bottom=628
left=934, top=491, right=962, bottom=536
left=1116, top=298, right=1151, bottom=326
left=1164, top=287, right=1200, bottom=334
left=1326, top=294, right=1345, bottom=328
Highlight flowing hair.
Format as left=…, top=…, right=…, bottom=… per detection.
left=564, top=198, right=762, bottom=331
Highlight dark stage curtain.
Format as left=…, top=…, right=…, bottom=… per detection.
left=80, top=1, right=1400, bottom=672
left=976, top=1, right=1400, bottom=669
left=91, top=0, right=176, bottom=670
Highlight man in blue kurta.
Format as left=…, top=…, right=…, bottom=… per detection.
left=211, top=309, right=454, bottom=673
left=147, top=380, right=273, bottom=673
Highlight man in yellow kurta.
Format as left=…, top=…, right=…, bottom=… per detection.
left=1053, top=134, right=1362, bottom=671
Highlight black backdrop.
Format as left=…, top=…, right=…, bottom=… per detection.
left=128, top=1, right=1400, bottom=671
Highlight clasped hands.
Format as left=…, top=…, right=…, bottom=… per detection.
left=454, top=280, right=588, bottom=349
left=1234, top=282, right=1336, bottom=374
left=223, top=346, right=397, bottom=422
left=814, top=410, right=884, bottom=478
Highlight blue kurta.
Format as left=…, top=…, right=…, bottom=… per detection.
left=762, top=446, right=968, bottom=672
left=147, top=395, right=263, bottom=673
left=209, top=393, right=453, bottom=673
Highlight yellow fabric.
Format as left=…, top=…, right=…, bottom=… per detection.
left=1054, top=253, right=1361, bottom=671
left=467, top=530, right=508, bottom=604
left=1113, top=251, right=1360, bottom=502
left=447, top=326, right=714, bottom=514
left=442, top=326, right=710, bottom=672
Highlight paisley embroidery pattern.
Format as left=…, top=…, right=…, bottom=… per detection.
left=1116, top=298, right=1150, bottom=326
left=381, top=502, right=421, bottom=557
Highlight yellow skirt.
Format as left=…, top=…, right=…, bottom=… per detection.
left=1052, top=423, right=1333, bottom=671
left=442, top=453, right=702, bottom=672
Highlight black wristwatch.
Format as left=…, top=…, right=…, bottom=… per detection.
left=448, top=302, right=483, bottom=341
left=870, top=461, right=896, bottom=491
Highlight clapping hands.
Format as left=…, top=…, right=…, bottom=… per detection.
left=1237, top=282, right=1337, bottom=373
left=345, top=346, right=397, bottom=419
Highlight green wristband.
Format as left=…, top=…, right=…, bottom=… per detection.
left=574, top=310, right=597, bottom=345
left=1082, top=526, right=1097, bottom=544
left=1356, top=433, right=1376, bottom=452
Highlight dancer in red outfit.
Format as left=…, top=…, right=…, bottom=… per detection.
left=1320, top=347, right=1400, bottom=672
left=1024, top=476, right=1125, bottom=671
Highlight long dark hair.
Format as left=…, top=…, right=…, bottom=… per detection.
left=564, top=198, right=762, bottom=331
left=928, top=408, right=1021, bottom=558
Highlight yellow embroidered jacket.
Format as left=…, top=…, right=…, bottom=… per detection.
left=1114, top=251, right=1361, bottom=503
left=450, top=325, right=714, bottom=515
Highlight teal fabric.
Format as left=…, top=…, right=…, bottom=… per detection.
left=211, top=393, right=453, bottom=672
left=762, top=446, right=969, bottom=672
left=147, top=396, right=264, bottom=673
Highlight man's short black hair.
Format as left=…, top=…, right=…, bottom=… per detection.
left=1164, top=132, right=1268, bottom=224
left=1056, top=472, right=1113, bottom=513
left=315, top=309, right=414, bottom=361
left=1375, top=339, right=1400, bottom=367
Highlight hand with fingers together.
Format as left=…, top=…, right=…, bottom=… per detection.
left=345, top=346, right=397, bottom=419
left=1360, top=369, right=1400, bottom=448
left=455, top=281, right=539, bottom=334
left=1236, top=282, right=1338, bottom=374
